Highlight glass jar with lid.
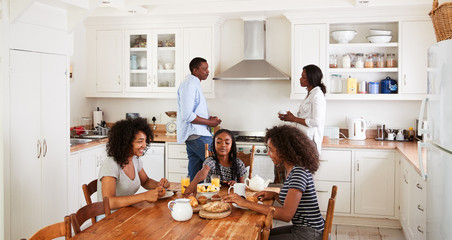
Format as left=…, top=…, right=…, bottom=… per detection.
left=342, top=54, right=351, bottom=68
left=355, top=53, right=364, bottom=68
left=386, top=53, right=397, bottom=68
left=329, top=54, right=338, bottom=68
left=330, top=74, right=343, bottom=93
left=364, top=54, right=374, bottom=68
left=376, top=53, right=385, bottom=68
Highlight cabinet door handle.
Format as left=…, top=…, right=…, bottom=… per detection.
left=417, top=226, right=424, bottom=233
left=37, top=140, right=42, bottom=158
left=148, top=75, right=150, bottom=86
left=316, top=190, right=329, bottom=193
left=319, top=159, right=328, bottom=162
left=404, top=74, right=407, bottom=86
left=417, top=204, right=424, bottom=212
left=43, top=139, right=47, bottom=157
left=416, top=183, right=423, bottom=190
left=118, top=75, right=121, bottom=85
left=403, top=176, right=408, bottom=184
left=356, top=161, right=360, bottom=171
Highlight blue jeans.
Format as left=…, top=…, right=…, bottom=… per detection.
left=185, top=136, right=212, bottom=181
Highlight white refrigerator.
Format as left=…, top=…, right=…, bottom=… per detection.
left=418, top=39, right=452, bottom=240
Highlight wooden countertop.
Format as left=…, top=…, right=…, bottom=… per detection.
left=323, top=138, right=426, bottom=175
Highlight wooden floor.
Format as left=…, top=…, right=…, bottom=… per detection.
left=272, top=220, right=406, bottom=240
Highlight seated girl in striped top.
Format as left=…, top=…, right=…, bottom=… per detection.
left=223, top=125, right=324, bottom=240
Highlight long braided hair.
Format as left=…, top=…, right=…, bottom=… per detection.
left=210, top=129, right=239, bottom=183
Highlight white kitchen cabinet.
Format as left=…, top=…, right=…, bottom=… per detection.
left=96, top=29, right=123, bottom=93
left=314, top=149, right=352, bottom=214
left=399, top=153, right=427, bottom=240
left=137, top=143, right=165, bottom=194
left=399, top=154, right=411, bottom=237
left=291, top=24, right=327, bottom=99
left=166, top=142, right=189, bottom=182
left=153, top=29, right=181, bottom=92
left=9, top=50, right=69, bottom=240
left=399, top=20, right=435, bottom=94
left=125, top=30, right=152, bottom=93
left=68, top=144, right=107, bottom=213
left=354, top=150, right=395, bottom=216
left=183, top=26, right=216, bottom=96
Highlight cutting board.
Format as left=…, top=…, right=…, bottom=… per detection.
left=199, top=207, right=232, bottom=219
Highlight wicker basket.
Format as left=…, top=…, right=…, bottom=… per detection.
left=429, top=0, right=452, bottom=41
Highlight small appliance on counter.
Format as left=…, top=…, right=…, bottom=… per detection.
left=165, top=111, right=177, bottom=135
left=126, top=113, right=140, bottom=119
left=347, top=117, right=367, bottom=140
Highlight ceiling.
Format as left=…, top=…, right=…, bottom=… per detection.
left=92, top=0, right=432, bottom=18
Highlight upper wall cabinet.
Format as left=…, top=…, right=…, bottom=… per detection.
left=287, top=8, right=436, bottom=101
left=85, top=17, right=223, bottom=98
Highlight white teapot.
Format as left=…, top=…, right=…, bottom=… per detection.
left=167, top=198, right=193, bottom=221
left=245, top=175, right=273, bottom=192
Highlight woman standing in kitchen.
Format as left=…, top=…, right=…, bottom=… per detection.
left=223, top=125, right=324, bottom=240
left=97, top=117, right=170, bottom=210
left=182, top=129, right=247, bottom=197
left=279, top=64, right=326, bottom=154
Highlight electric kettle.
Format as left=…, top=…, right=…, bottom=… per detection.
left=347, top=118, right=367, bottom=140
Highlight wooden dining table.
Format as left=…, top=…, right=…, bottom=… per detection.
left=72, top=183, right=280, bottom=240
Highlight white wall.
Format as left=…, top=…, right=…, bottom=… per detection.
left=71, top=17, right=422, bottom=131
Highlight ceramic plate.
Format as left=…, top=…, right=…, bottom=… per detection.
left=159, top=191, right=174, bottom=199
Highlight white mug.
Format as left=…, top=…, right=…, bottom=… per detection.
left=228, top=183, right=246, bottom=196
left=278, top=110, right=287, bottom=115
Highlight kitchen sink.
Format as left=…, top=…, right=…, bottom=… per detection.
left=70, top=138, right=94, bottom=146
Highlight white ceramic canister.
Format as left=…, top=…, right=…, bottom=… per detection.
left=168, top=198, right=193, bottom=221
left=342, top=54, right=351, bottom=68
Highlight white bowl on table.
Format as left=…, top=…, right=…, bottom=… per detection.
left=366, top=35, right=392, bottom=43
left=331, top=30, right=357, bottom=44
left=369, top=29, right=392, bottom=36
left=196, top=183, right=219, bottom=199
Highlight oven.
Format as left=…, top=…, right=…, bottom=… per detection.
left=232, top=131, right=284, bottom=184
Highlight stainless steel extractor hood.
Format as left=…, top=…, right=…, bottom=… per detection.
left=213, top=20, right=290, bottom=81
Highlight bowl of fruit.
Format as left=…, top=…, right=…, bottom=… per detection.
left=197, top=183, right=219, bottom=199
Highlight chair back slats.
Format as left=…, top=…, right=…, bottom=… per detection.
left=82, top=179, right=98, bottom=224
left=237, top=145, right=255, bottom=177
left=71, top=197, right=111, bottom=234
left=29, top=215, right=72, bottom=240
left=322, top=185, right=337, bottom=240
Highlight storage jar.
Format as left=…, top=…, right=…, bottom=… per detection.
left=347, top=76, right=357, bottom=94
left=368, top=82, right=379, bottom=94
left=364, top=54, right=374, bottom=68
left=386, top=53, right=396, bottom=67
left=342, top=54, right=351, bottom=68
left=329, top=54, right=338, bottom=68
left=330, top=74, right=343, bottom=93
left=376, top=53, right=385, bottom=68
left=355, top=53, right=364, bottom=68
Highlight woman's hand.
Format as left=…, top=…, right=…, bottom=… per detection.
left=143, top=189, right=159, bottom=202
left=278, top=111, right=296, bottom=122
left=159, top=178, right=170, bottom=188
left=223, top=180, right=237, bottom=186
left=255, top=191, right=278, bottom=201
left=222, top=193, right=246, bottom=206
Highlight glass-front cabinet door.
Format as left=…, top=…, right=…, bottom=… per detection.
left=152, top=29, right=180, bottom=92
left=125, top=30, right=152, bottom=92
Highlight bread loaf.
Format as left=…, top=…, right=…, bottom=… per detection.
left=246, top=196, right=258, bottom=203
left=189, top=196, right=198, bottom=207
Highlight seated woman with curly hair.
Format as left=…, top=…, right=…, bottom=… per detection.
left=223, top=125, right=324, bottom=240
left=97, top=117, right=169, bottom=210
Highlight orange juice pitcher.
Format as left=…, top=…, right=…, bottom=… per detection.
left=181, top=176, right=190, bottom=194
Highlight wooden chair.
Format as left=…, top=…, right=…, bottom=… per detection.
left=82, top=179, right=98, bottom=224
left=28, top=215, right=72, bottom=240
left=237, top=145, right=255, bottom=177
left=322, top=185, right=338, bottom=240
left=70, top=197, right=111, bottom=234
left=205, top=143, right=213, bottom=158
left=261, top=207, right=276, bottom=240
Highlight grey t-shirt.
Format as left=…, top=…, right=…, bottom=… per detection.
left=97, top=156, right=143, bottom=202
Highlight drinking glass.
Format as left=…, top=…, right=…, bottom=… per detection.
left=181, top=176, right=190, bottom=194
left=211, top=174, right=220, bottom=188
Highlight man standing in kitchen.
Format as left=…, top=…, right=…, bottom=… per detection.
left=177, top=57, right=222, bottom=181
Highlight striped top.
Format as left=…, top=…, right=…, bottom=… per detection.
left=279, top=166, right=325, bottom=230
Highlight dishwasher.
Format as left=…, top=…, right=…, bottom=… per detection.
left=136, top=143, right=165, bottom=194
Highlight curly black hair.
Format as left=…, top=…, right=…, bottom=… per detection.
left=211, top=129, right=240, bottom=182
left=264, top=125, right=320, bottom=173
left=106, top=117, right=153, bottom=168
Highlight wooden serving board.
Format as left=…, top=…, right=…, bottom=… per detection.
left=199, top=207, right=232, bottom=219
